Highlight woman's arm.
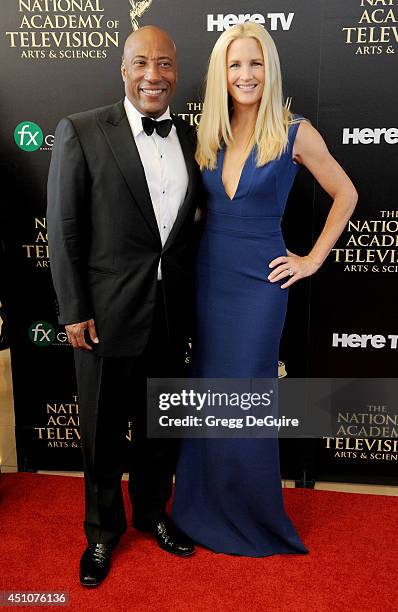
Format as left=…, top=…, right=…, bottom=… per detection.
left=268, top=121, right=358, bottom=288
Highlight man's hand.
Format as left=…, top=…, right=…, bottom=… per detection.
left=65, top=319, right=99, bottom=350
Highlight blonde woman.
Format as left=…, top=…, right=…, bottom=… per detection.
left=172, top=22, right=357, bottom=557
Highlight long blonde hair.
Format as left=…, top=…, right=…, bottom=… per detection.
left=196, top=22, right=295, bottom=170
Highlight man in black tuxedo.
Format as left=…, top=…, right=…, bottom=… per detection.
left=47, top=26, right=199, bottom=587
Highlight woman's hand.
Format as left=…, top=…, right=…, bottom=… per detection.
left=267, top=249, right=321, bottom=289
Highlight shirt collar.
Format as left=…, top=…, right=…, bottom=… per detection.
left=124, top=96, right=172, bottom=138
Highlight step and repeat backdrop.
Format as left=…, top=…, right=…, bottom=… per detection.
left=1, top=0, right=398, bottom=482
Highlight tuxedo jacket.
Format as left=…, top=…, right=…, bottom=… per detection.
left=47, top=99, right=201, bottom=357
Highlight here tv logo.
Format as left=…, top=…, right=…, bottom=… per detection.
left=342, top=127, right=398, bottom=145
left=206, top=13, right=294, bottom=32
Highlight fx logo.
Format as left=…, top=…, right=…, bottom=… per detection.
left=14, top=121, right=43, bottom=152
left=29, top=321, right=56, bottom=346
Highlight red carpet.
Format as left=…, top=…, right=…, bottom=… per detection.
left=0, top=474, right=397, bottom=611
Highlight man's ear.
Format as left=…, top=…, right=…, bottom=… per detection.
left=121, top=55, right=126, bottom=81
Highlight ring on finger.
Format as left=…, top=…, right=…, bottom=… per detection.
left=288, top=269, right=294, bottom=276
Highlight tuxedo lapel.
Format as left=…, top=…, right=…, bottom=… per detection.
left=98, top=100, right=161, bottom=243
left=163, top=117, right=197, bottom=252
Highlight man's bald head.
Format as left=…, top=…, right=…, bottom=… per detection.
left=123, top=26, right=176, bottom=63
left=121, top=26, right=178, bottom=118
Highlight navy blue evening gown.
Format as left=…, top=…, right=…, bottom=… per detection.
left=172, top=119, right=308, bottom=557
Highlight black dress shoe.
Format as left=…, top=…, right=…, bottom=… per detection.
left=135, top=515, right=195, bottom=557
left=79, top=542, right=116, bottom=587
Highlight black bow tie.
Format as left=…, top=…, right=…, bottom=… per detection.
left=141, top=116, right=173, bottom=138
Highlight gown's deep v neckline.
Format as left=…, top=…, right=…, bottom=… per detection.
left=219, top=146, right=254, bottom=201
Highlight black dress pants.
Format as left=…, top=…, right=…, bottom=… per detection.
left=74, top=282, right=181, bottom=545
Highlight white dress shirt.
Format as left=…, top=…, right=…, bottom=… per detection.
left=124, top=97, right=189, bottom=279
